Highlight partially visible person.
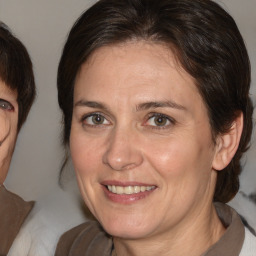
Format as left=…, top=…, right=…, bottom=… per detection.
left=0, top=22, right=36, bottom=256
left=54, top=0, right=255, bottom=255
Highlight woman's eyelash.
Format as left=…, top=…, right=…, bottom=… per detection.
left=145, top=113, right=176, bottom=128
left=79, top=112, right=175, bottom=130
left=80, top=112, right=110, bottom=126
left=0, top=99, right=14, bottom=111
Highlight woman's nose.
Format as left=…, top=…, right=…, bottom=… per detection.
left=102, top=128, right=143, bottom=171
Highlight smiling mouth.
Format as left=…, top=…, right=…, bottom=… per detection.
left=106, top=185, right=156, bottom=195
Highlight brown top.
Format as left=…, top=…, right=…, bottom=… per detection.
left=0, top=185, right=34, bottom=256
left=55, top=202, right=245, bottom=256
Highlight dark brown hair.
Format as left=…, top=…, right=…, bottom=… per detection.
left=57, top=0, right=253, bottom=203
left=0, top=22, right=36, bottom=130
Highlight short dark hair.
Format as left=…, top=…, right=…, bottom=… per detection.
left=0, top=22, right=36, bottom=130
left=57, top=0, right=253, bottom=203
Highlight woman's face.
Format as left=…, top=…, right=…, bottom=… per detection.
left=70, top=42, right=219, bottom=239
left=0, top=80, right=18, bottom=183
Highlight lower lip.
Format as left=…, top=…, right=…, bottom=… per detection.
left=102, top=185, right=156, bottom=204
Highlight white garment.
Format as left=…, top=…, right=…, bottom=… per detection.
left=240, top=227, right=256, bottom=256
left=8, top=185, right=86, bottom=256
left=229, top=192, right=256, bottom=232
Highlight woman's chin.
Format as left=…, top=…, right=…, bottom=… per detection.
left=105, top=226, right=151, bottom=240
left=99, top=216, right=155, bottom=239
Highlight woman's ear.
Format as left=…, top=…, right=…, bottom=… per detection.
left=212, top=112, right=243, bottom=171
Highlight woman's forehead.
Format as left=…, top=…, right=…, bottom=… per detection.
left=73, top=41, right=208, bottom=121
left=0, top=80, right=17, bottom=99
left=76, top=41, right=194, bottom=89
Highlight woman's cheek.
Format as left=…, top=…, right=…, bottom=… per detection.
left=70, top=135, right=100, bottom=174
left=0, top=112, right=10, bottom=142
left=145, top=138, right=184, bottom=170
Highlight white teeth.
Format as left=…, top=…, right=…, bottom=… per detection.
left=107, top=185, right=155, bottom=194
left=116, top=186, right=124, bottom=194
left=141, top=186, right=146, bottom=192
left=124, top=186, right=133, bottom=194
left=112, top=185, right=117, bottom=193
left=134, top=186, right=140, bottom=193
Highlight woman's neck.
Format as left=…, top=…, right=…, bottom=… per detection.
left=113, top=203, right=226, bottom=256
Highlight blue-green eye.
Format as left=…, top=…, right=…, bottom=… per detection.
left=0, top=99, right=14, bottom=111
left=82, top=113, right=110, bottom=126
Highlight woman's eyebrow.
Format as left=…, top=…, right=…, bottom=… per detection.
left=74, top=100, right=108, bottom=111
left=74, top=100, right=186, bottom=111
left=136, top=101, right=186, bottom=111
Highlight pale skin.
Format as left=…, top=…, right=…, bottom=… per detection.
left=70, top=41, right=243, bottom=256
left=0, top=80, right=18, bottom=184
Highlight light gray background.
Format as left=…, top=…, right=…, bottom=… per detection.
left=0, top=0, right=255, bottom=225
